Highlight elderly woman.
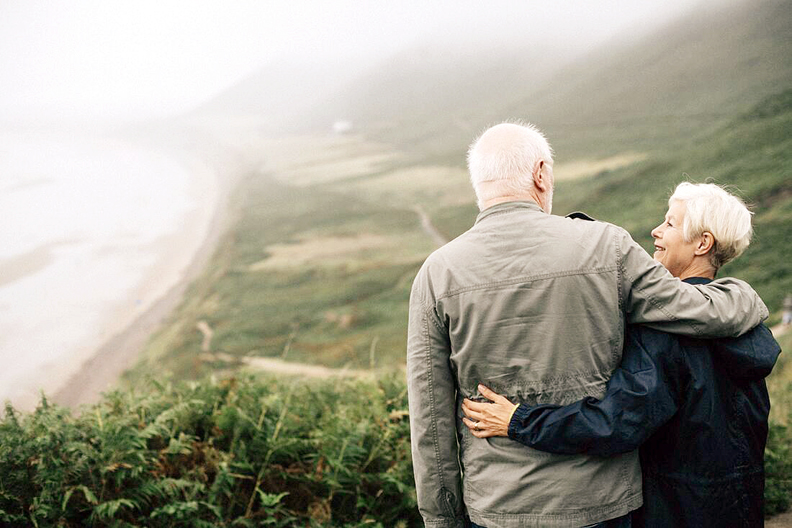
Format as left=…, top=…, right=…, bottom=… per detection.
left=462, top=182, right=781, bottom=527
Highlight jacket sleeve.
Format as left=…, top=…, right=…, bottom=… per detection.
left=615, top=227, right=768, bottom=337
left=714, top=323, right=782, bottom=380
left=508, top=327, right=683, bottom=456
left=407, top=267, right=466, bottom=527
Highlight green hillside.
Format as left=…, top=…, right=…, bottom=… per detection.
left=430, top=91, right=792, bottom=313
left=132, top=0, right=792, bottom=378
left=128, top=88, right=791, bottom=385
left=317, top=0, right=791, bottom=163
left=505, top=0, right=792, bottom=158
left=550, top=89, right=792, bottom=312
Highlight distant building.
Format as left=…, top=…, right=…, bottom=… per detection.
left=332, top=120, right=352, bottom=134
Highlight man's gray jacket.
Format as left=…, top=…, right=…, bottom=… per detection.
left=406, top=201, right=769, bottom=528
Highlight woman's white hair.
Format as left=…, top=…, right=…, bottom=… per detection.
left=467, top=121, right=554, bottom=209
left=669, top=182, right=753, bottom=270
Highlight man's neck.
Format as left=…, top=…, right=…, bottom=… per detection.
left=480, top=194, right=542, bottom=212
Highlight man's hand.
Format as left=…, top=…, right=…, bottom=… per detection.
left=462, top=384, right=519, bottom=438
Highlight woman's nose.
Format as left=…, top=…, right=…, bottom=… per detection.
left=651, top=224, right=662, bottom=239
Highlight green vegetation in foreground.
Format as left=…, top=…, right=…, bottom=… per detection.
left=0, top=375, right=418, bottom=527
left=765, top=331, right=792, bottom=516
left=2, top=368, right=791, bottom=525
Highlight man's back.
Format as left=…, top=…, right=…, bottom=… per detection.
left=434, top=202, right=626, bottom=403
left=410, top=201, right=642, bottom=527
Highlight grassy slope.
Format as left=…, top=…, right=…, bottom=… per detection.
left=131, top=89, right=792, bottom=384
left=411, top=90, right=792, bottom=317
left=553, top=90, right=792, bottom=314
left=130, top=138, right=454, bottom=380
left=301, top=0, right=792, bottom=164
left=506, top=0, right=792, bottom=158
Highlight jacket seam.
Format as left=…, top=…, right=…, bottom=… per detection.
left=437, top=266, right=618, bottom=301
left=422, top=313, right=455, bottom=519
left=423, top=313, right=448, bottom=513
left=466, top=489, right=642, bottom=520
left=645, top=466, right=764, bottom=482
left=475, top=204, right=539, bottom=224
left=615, top=228, right=625, bottom=311
left=414, top=294, right=446, bottom=333
left=461, top=368, right=615, bottom=390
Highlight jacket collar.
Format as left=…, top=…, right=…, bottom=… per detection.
left=682, top=277, right=713, bottom=285
left=475, top=200, right=544, bottom=225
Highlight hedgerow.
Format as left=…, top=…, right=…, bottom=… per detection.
left=765, top=403, right=792, bottom=517
left=0, top=375, right=419, bottom=527
left=2, top=373, right=789, bottom=526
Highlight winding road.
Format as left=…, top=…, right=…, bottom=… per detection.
left=413, top=205, right=448, bottom=247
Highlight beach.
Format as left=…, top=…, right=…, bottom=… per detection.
left=0, top=125, right=236, bottom=410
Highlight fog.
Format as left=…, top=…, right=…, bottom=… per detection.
left=0, top=0, right=721, bottom=124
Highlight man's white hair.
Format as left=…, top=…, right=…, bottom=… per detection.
left=467, top=121, right=554, bottom=209
left=669, top=182, right=753, bottom=270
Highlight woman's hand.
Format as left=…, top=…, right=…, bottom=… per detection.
left=462, top=384, right=519, bottom=438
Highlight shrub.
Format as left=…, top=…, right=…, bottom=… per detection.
left=765, top=411, right=792, bottom=517
left=0, top=375, right=419, bottom=527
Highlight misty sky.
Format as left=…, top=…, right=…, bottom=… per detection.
left=0, top=0, right=713, bottom=122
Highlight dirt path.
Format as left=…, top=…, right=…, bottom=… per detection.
left=413, top=205, right=448, bottom=247
left=241, top=356, right=373, bottom=379
left=767, top=510, right=792, bottom=527
left=770, top=323, right=789, bottom=338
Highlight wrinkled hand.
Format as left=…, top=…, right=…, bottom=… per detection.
left=462, top=384, right=519, bottom=438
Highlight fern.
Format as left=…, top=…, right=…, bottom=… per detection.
left=0, top=374, right=428, bottom=526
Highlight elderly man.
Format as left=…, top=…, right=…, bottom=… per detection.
left=406, top=122, right=769, bottom=528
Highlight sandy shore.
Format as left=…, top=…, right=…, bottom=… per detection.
left=50, top=131, right=241, bottom=409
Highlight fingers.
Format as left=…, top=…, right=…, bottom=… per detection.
left=462, top=416, right=496, bottom=438
left=462, top=400, right=485, bottom=421
left=463, top=398, right=489, bottom=413
left=463, top=385, right=514, bottom=440
left=462, top=416, right=477, bottom=430
left=478, top=384, right=509, bottom=404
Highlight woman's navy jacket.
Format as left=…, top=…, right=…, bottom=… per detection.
left=508, top=277, right=782, bottom=527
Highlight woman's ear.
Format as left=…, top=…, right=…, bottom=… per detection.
left=695, top=232, right=715, bottom=256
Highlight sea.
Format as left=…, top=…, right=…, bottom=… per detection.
left=0, top=129, right=218, bottom=410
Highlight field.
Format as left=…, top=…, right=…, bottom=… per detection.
left=128, top=90, right=792, bottom=385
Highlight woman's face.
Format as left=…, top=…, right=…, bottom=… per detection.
left=651, top=200, right=700, bottom=278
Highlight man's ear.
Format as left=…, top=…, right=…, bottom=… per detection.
left=533, top=160, right=549, bottom=192
left=695, top=232, right=715, bottom=256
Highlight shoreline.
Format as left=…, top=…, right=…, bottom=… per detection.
left=51, top=134, right=240, bottom=409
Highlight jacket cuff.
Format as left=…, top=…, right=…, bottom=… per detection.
left=508, top=403, right=532, bottom=439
